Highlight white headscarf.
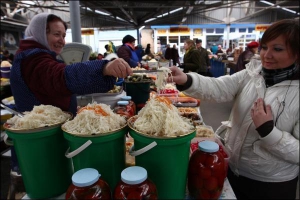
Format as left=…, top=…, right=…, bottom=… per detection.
left=25, top=13, right=51, bottom=50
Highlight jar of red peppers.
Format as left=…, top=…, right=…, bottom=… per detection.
left=188, top=141, right=226, bottom=199
left=114, top=166, right=158, bottom=200
left=121, top=96, right=136, bottom=115
left=114, top=101, right=134, bottom=119
left=65, top=168, right=111, bottom=200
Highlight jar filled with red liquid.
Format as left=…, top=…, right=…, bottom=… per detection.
left=121, top=96, right=136, bottom=115
left=114, top=101, right=134, bottom=119
left=65, top=168, right=111, bottom=200
left=114, top=166, right=158, bottom=199
left=188, top=141, right=226, bottom=199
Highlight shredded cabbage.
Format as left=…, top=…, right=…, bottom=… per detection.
left=133, top=96, right=194, bottom=137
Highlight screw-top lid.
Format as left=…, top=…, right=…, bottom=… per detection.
left=72, top=168, right=100, bottom=187
left=121, top=96, right=132, bottom=101
left=198, top=140, right=219, bottom=153
left=117, top=101, right=129, bottom=106
left=121, top=166, right=147, bottom=185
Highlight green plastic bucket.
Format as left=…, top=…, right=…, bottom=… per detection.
left=5, top=125, right=73, bottom=199
left=63, top=124, right=127, bottom=190
left=128, top=117, right=196, bottom=199
left=124, top=81, right=151, bottom=111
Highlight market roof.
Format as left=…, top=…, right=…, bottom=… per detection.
left=1, top=0, right=299, bottom=30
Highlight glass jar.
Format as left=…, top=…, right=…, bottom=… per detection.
left=65, top=168, right=111, bottom=200
left=188, top=141, right=226, bottom=199
left=114, top=166, right=158, bottom=200
left=121, top=96, right=136, bottom=115
left=114, top=101, right=134, bottom=119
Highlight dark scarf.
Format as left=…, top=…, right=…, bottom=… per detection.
left=261, top=64, right=298, bottom=87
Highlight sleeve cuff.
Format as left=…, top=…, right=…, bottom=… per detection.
left=256, top=120, right=274, bottom=138
left=176, top=74, right=193, bottom=91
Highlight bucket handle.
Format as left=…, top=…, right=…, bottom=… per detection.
left=129, top=141, right=157, bottom=156
left=3, top=133, right=13, bottom=146
left=65, top=140, right=92, bottom=158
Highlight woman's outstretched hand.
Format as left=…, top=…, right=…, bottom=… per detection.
left=168, top=66, right=188, bottom=85
left=103, top=58, right=133, bottom=78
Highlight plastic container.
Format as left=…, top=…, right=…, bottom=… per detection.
left=65, top=168, right=111, bottom=200
left=188, top=140, right=226, bottom=199
left=5, top=125, right=73, bottom=199
left=121, top=96, right=136, bottom=115
left=114, top=101, right=134, bottom=119
left=114, top=166, right=157, bottom=199
left=124, top=81, right=151, bottom=112
left=128, top=117, right=196, bottom=199
left=63, top=125, right=127, bottom=190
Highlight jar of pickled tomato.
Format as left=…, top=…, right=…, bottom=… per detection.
left=114, top=101, right=134, bottom=119
left=65, top=168, right=111, bottom=200
left=188, top=140, right=226, bottom=199
left=114, top=166, right=158, bottom=200
left=120, top=96, right=136, bottom=115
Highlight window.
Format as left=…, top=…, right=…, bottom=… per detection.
left=216, top=28, right=224, bottom=34
left=230, top=28, right=235, bottom=33
left=169, top=36, right=178, bottom=43
left=248, top=27, right=255, bottom=33
left=239, top=28, right=246, bottom=33
left=180, top=36, right=190, bottom=43
left=206, top=28, right=214, bottom=33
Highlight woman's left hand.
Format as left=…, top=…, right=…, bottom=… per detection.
left=251, top=98, right=273, bottom=128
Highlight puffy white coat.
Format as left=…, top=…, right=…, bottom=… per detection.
left=184, top=57, right=299, bottom=182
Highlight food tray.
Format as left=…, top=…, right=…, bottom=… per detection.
left=167, top=97, right=199, bottom=107
left=87, top=86, right=123, bottom=97
left=177, top=107, right=202, bottom=121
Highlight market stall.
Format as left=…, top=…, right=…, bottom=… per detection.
left=2, top=67, right=236, bottom=200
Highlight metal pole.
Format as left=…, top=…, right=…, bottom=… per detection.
left=69, top=1, right=82, bottom=43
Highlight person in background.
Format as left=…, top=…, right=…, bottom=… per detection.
left=210, top=43, right=218, bottom=54
left=195, top=39, right=211, bottom=76
left=135, top=44, right=144, bottom=62
left=164, top=44, right=171, bottom=60
left=235, top=41, right=259, bottom=72
left=216, top=45, right=223, bottom=54
left=9, top=12, right=133, bottom=196
left=97, top=53, right=104, bottom=60
left=171, top=44, right=180, bottom=66
left=226, top=43, right=236, bottom=55
left=179, top=39, right=202, bottom=73
left=117, top=35, right=141, bottom=68
left=168, top=19, right=299, bottom=200
left=2, top=50, right=15, bottom=64
left=103, top=44, right=110, bottom=58
left=144, top=43, right=154, bottom=58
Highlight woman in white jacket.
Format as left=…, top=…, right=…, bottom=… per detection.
left=169, top=19, right=299, bottom=199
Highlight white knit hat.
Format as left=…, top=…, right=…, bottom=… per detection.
left=1, top=61, right=12, bottom=68
left=25, top=13, right=51, bottom=50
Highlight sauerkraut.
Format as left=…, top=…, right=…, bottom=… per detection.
left=6, top=104, right=71, bottom=129
left=132, top=96, right=194, bottom=137
left=62, top=102, right=126, bottom=135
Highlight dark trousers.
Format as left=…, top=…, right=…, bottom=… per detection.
left=227, top=167, right=298, bottom=200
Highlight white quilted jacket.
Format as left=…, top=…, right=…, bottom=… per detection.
left=184, top=58, right=299, bottom=182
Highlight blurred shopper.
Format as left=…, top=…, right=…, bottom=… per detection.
left=179, top=39, right=202, bottom=73
left=196, top=39, right=212, bottom=76
left=97, top=53, right=104, bottom=60
left=171, top=44, right=180, bottom=66
left=226, top=43, right=236, bottom=55
left=235, top=41, right=259, bottom=72
left=135, top=44, right=144, bottom=62
left=103, top=44, right=110, bottom=57
left=164, top=44, right=171, bottom=60
left=216, top=45, right=223, bottom=54
left=168, top=19, right=299, bottom=200
left=2, top=50, right=14, bottom=64
left=144, top=43, right=154, bottom=58
left=117, top=35, right=141, bottom=68
left=210, top=43, right=218, bottom=54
